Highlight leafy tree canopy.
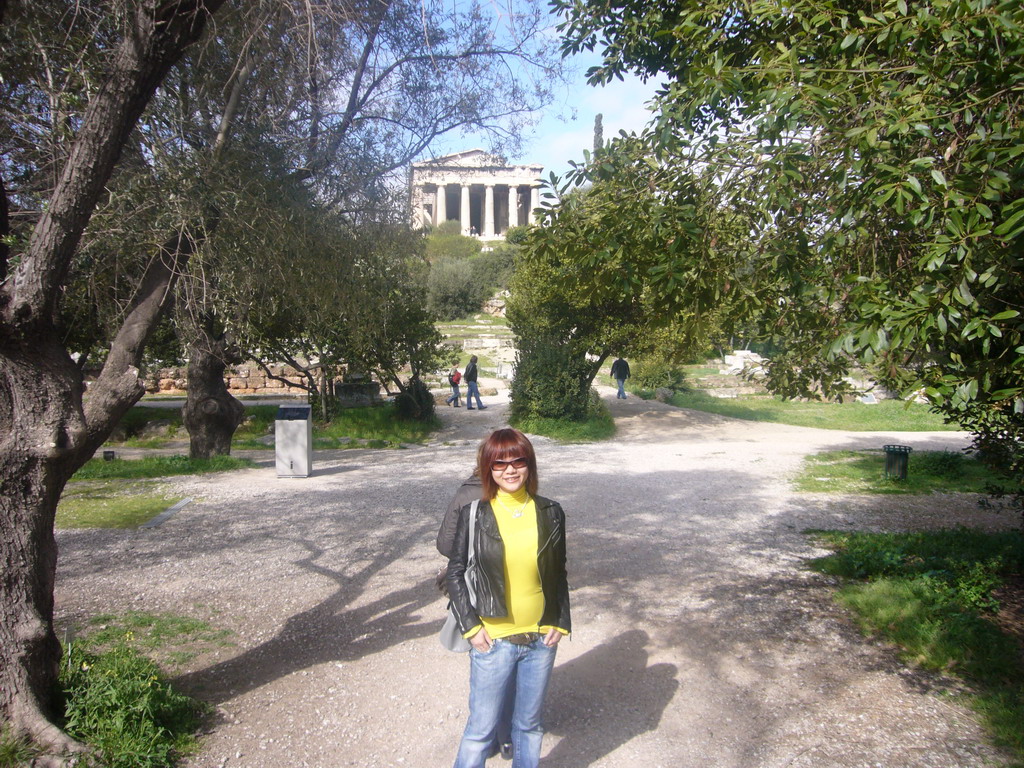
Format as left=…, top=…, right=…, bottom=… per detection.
left=548, top=0, right=1023, bottom=491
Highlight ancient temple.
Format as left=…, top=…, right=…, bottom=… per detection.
left=409, top=149, right=543, bottom=238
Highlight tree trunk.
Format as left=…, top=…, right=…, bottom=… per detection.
left=183, top=334, right=245, bottom=459
left=0, top=338, right=90, bottom=757
left=0, top=3, right=226, bottom=751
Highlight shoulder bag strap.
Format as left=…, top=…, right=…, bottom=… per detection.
left=466, top=499, right=479, bottom=604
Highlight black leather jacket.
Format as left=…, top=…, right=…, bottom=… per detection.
left=446, top=495, right=571, bottom=636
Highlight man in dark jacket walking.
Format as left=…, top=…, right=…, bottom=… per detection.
left=611, top=356, right=630, bottom=399
left=464, top=355, right=486, bottom=410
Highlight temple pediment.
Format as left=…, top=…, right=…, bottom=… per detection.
left=415, top=149, right=504, bottom=168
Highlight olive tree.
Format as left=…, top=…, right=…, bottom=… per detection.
left=0, top=1, right=227, bottom=757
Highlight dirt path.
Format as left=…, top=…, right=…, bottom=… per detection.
left=54, top=388, right=1017, bottom=767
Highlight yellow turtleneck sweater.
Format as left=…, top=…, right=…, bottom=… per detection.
left=464, top=488, right=567, bottom=640
left=481, top=488, right=545, bottom=639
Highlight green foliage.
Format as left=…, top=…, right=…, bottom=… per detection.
left=630, top=357, right=685, bottom=391
left=811, top=528, right=1024, bottom=584
left=425, top=221, right=483, bottom=262
left=511, top=391, right=616, bottom=442
left=427, top=259, right=484, bottom=320
left=59, top=642, right=204, bottom=768
left=914, top=449, right=967, bottom=480
left=0, top=727, right=39, bottom=767
left=552, top=0, right=1024, bottom=507
left=426, top=233, right=516, bottom=320
left=509, top=137, right=745, bottom=421
left=509, top=336, right=596, bottom=421
left=808, top=529, right=1024, bottom=760
left=393, top=378, right=437, bottom=421
left=794, top=450, right=1002, bottom=494
left=504, top=225, right=530, bottom=245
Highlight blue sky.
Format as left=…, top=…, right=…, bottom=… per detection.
left=425, top=5, right=664, bottom=183
left=520, top=53, right=662, bottom=180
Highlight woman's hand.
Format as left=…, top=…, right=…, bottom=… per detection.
left=469, top=628, right=493, bottom=652
left=543, top=628, right=563, bottom=647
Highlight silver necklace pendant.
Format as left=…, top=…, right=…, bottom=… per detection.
left=503, top=496, right=529, bottom=518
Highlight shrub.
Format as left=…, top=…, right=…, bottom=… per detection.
left=913, top=449, right=966, bottom=479
left=509, top=341, right=592, bottom=421
left=427, top=259, right=482, bottom=320
left=630, top=356, right=686, bottom=391
left=394, top=378, right=436, bottom=421
left=468, top=245, right=514, bottom=294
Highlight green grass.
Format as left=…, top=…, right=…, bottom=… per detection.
left=57, top=485, right=179, bottom=529
left=76, top=611, right=235, bottom=669
left=0, top=728, right=38, bottom=767
left=55, top=610, right=228, bottom=768
left=668, top=389, right=958, bottom=431
left=109, top=402, right=441, bottom=451
left=794, top=450, right=1003, bottom=494
left=681, top=364, right=722, bottom=377
left=74, top=454, right=254, bottom=480
left=808, top=528, right=1024, bottom=763
left=58, top=455, right=255, bottom=529
left=512, top=401, right=617, bottom=443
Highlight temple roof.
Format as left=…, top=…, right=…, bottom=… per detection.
left=412, top=148, right=541, bottom=170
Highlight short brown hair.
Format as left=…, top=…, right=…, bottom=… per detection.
left=478, top=428, right=538, bottom=499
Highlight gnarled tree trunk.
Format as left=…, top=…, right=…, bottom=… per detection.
left=183, top=332, right=245, bottom=459
left=0, top=2, right=226, bottom=756
left=0, top=338, right=88, bottom=756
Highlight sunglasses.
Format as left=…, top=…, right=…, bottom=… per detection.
left=491, top=457, right=528, bottom=471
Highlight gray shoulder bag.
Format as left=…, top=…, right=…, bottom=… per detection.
left=439, top=499, right=479, bottom=652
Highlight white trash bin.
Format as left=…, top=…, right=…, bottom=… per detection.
left=275, top=404, right=312, bottom=478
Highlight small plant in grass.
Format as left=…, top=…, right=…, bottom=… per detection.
left=0, top=727, right=40, bottom=767
left=808, top=528, right=1024, bottom=761
left=59, top=640, right=205, bottom=768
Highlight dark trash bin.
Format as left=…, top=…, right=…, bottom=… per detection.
left=883, top=444, right=912, bottom=480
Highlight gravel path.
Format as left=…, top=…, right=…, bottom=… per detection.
left=54, top=387, right=1017, bottom=767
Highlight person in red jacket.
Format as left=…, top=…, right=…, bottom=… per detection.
left=446, top=366, right=462, bottom=407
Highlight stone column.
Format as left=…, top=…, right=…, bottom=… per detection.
left=508, top=185, right=518, bottom=231
left=484, top=184, right=495, bottom=238
left=529, top=185, right=540, bottom=224
left=460, top=184, right=471, bottom=235
left=436, top=183, right=447, bottom=223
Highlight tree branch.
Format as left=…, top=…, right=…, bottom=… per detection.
left=2, top=0, right=225, bottom=334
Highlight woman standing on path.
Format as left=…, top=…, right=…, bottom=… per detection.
left=446, top=428, right=571, bottom=768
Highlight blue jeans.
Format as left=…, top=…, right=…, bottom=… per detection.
left=465, top=381, right=484, bottom=409
left=454, top=638, right=557, bottom=768
left=616, top=378, right=627, bottom=398
left=447, top=384, right=461, bottom=405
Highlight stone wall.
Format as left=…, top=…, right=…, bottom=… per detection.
left=141, top=363, right=312, bottom=396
